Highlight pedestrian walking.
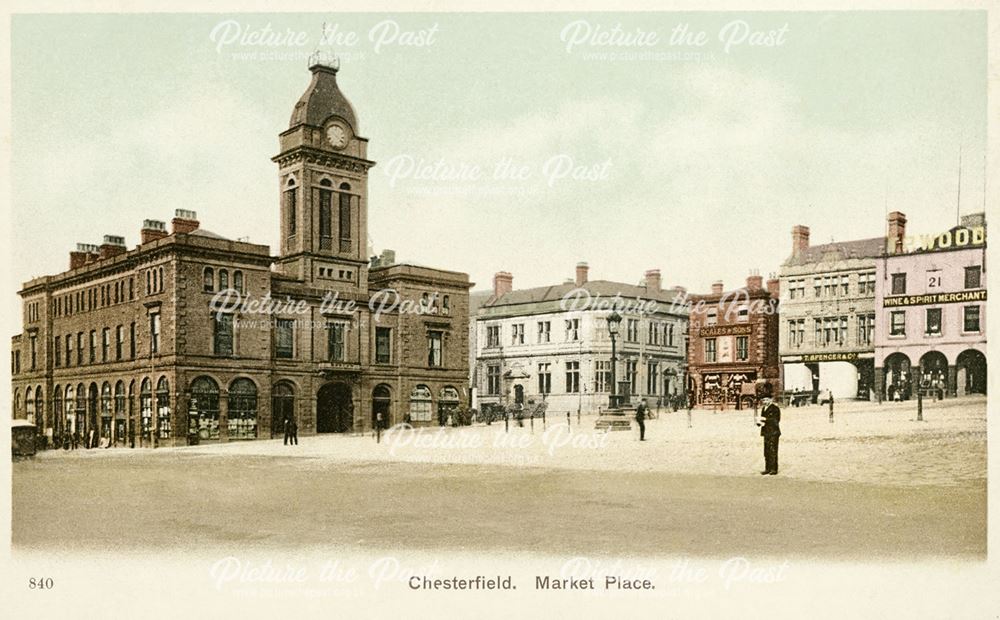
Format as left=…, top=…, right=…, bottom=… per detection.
left=635, top=400, right=647, bottom=441
left=757, top=395, right=781, bottom=475
left=283, top=415, right=292, bottom=445
left=289, top=417, right=299, bottom=445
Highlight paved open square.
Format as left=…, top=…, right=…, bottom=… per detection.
left=12, top=397, right=986, bottom=559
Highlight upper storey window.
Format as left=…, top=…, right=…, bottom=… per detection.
left=339, top=183, right=352, bottom=252
left=285, top=178, right=298, bottom=237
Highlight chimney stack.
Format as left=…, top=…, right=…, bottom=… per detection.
left=644, top=269, right=661, bottom=292
left=141, top=219, right=168, bottom=245
left=69, top=243, right=98, bottom=270
left=673, top=285, right=687, bottom=296
left=493, top=271, right=513, bottom=298
left=746, top=271, right=763, bottom=292
left=172, top=209, right=200, bottom=235
left=99, top=235, right=126, bottom=260
left=767, top=277, right=780, bottom=299
left=575, top=262, right=589, bottom=286
left=711, top=280, right=724, bottom=295
left=380, top=249, right=396, bottom=266
left=887, top=211, right=907, bottom=254
left=791, top=225, right=810, bottom=257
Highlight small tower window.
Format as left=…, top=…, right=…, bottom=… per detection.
left=203, top=267, right=214, bottom=293
left=219, top=269, right=229, bottom=290
left=233, top=270, right=244, bottom=293
left=285, top=178, right=298, bottom=237
left=338, top=183, right=352, bottom=252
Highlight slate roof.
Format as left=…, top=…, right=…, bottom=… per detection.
left=481, top=279, right=683, bottom=317
left=289, top=65, right=358, bottom=131
left=782, top=237, right=885, bottom=266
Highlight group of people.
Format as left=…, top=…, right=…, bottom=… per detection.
left=633, top=388, right=782, bottom=476
left=282, top=414, right=299, bottom=445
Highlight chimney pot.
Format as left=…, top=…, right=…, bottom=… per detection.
left=644, top=269, right=661, bottom=292
left=711, top=280, right=724, bottom=295
left=746, top=273, right=763, bottom=292
left=575, top=262, right=589, bottom=286
left=791, top=225, right=810, bottom=257
left=141, top=219, right=169, bottom=245
left=887, top=211, right=907, bottom=254
left=767, top=278, right=781, bottom=298
left=172, top=209, right=200, bottom=234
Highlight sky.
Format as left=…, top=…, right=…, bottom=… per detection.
left=9, top=12, right=988, bottom=309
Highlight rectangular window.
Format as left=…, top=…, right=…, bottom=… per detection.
left=486, top=325, right=501, bottom=348
left=565, top=318, right=580, bottom=341
left=427, top=331, right=443, bottom=367
left=890, top=311, right=906, bottom=336
left=565, top=361, right=580, bottom=393
left=646, top=361, right=659, bottom=394
left=965, top=266, right=982, bottom=289
left=667, top=323, right=674, bottom=346
left=213, top=314, right=233, bottom=356
left=704, top=338, right=717, bottom=363
left=65, top=334, right=72, bottom=367
left=486, top=364, right=501, bottom=395
left=814, top=319, right=822, bottom=346
left=89, top=330, right=96, bottom=363
left=839, top=316, right=848, bottom=344
left=102, top=328, right=110, bottom=361
left=925, top=308, right=942, bottom=335
left=891, top=273, right=907, bottom=295
left=857, top=314, right=874, bottom=345
left=77, top=332, right=84, bottom=365
left=115, top=325, right=124, bottom=360
left=814, top=278, right=822, bottom=297
left=29, top=335, right=36, bottom=370
left=706, top=311, right=717, bottom=327
left=511, top=323, right=524, bottom=345
left=841, top=274, right=850, bottom=295
left=737, top=305, right=749, bottom=322
left=788, top=320, right=798, bottom=346
left=375, top=327, right=391, bottom=364
left=963, top=305, right=981, bottom=333
left=285, top=188, right=297, bottom=236
left=327, top=322, right=345, bottom=362
left=736, top=336, right=749, bottom=361
left=626, top=360, right=637, bottom=395
left=276, top=319, right=294, bottom=359
left=129, top=322, right=136, bottom=358
left=537, top=321, right=550, bottom=343
left=54, top=336, right=61, bottom=367
left=149, top=314, right=161, bottom=354
left=537, top=363, right=551, bottom=395
left=594, top=360, right=610, bottom=392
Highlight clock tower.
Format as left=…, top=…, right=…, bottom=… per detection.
left=272, top=57, right=375, bottom=289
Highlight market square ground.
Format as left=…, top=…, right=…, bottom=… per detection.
left=12, top=396, right=986, bottom=559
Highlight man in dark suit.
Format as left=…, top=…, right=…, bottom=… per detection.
left=758, top=396, right=781, bottom=475
left=635, top=400, right=647, bottom=441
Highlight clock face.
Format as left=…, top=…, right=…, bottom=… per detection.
left=326, top=125, right=348, bottom=148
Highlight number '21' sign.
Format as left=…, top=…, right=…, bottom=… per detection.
left=927, top=271, right=942, bottom=289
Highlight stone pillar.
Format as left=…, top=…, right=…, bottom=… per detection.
left=219, top=392, right=229, bottom=442
left=874, top=367, right=884, bottom=404
left=947, top=365, right=958, bottom=398
left=174, top=390, right=187, bottom=447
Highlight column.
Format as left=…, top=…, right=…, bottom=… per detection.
left=947, top=365, right=958, bottom=398
left=874, top=367, right=884, bottom=404
left=219, top=392, right=229, bottom=442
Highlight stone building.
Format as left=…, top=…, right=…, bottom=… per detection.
left=686, top=274, right=781, bottom=408
left=10, top=59, right=471, bottom=447
left=474, top=263, right=688, bottom=415
left=874, top=212, right=987, bottom=400
left=777, top=215, right=893, bottom=400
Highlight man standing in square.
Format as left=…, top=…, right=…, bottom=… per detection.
left=635, top=399, right=647, bottom=441
left=758, top=391, right=781, bottom=475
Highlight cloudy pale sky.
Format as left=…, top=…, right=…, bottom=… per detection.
left=9, top=12, right=988, bottom=310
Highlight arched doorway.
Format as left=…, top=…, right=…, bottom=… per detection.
left=919, top=351, right=949, bottom=398
left=88, top=383, right=99, bottom=444
left=317, top=383, right=353, bottom=433
left=513, top=384, right=525, bottom=406
left=272, top=382, right=296, bottom=438
left=883, top=353, right=912, bottom=401
left=956, top=349, right=987, bottom=395
left=372, top=384, right=391, bottom=429
left=228, top=378, right=258, bottom=440
left=439, top=386, right=460, bottom=426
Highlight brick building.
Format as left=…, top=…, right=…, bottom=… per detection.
left=10, top=59, right=471, bottom=447
left=874, top=212, right=987, bottom=400
left=686, top=273, right=781, bottom=408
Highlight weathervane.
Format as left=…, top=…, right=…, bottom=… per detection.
left=310, top=22, right=341, bottom=70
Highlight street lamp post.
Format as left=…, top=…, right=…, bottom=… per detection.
left=606, top=310, right=622, bottom=409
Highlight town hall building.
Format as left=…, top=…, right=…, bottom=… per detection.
left=10, top=58, right=471, bottom=447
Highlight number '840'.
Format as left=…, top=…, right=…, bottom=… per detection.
left=29, top=577, right=54, bottom=589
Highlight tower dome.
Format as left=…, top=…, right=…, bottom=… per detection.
left=288, top=59, right=358, bottom=132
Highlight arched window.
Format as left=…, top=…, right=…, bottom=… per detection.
left=140, top=378, right=153, bottom=437
left=190, top=377, right=220, bottom=440
left=338, top=183, right=352, bottom=252
left=408, top=384, right=432, bottom=423
left=204, top=267, right=214, bottom=292
left=443, top=295, right=450, bottom=315
left=233, top=270, right=244, bottom=293
left=158, top=267, right=164, bottom=291
left=285, top=178, right=298, bottom=236
left=75, top=383, right=87, bottom=437
left=319, top=180, right=333, bottom=249
left=34, top=387, right=44, bottom=428
left=64, top=385, right=75, bottom=434
left=114, top=381, right=126, bottom=417
left=54, top=386, right=63, bottom=434
left=219, top=269, right=229, bottom=290
left=25, top=387, right=34, bottom=425
left=100, top=382, right=112, bottom=438
left=13, top=389, right=20, bottom=418
left=320, top=178, right=333, bottom=187
left=372, top=384, right=392, bottom=429
left=228, top=378, right=258, bottom=440
left=156, top=377, right=171, bottom=439
left=152, top=268, right=158, bottom=293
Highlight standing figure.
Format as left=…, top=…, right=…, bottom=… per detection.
left=758, top=396, right=781, bottom=475
left=635, top=400, right=647, bottom=441
left=289, top=417, right=299, bottom=445
left=283, top=414, right=293, bottom=446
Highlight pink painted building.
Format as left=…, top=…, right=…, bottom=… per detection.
left=874, top=212, right=987, bottom=400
